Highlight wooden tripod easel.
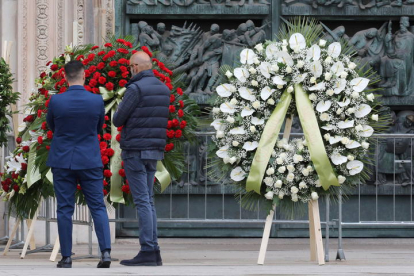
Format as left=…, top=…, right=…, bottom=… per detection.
left=257, top=116, right=325, bottom=266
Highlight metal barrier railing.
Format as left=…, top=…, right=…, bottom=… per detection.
left=3, top=131, right=414, bottom=262
left=336, top=133, right=414, bottom=260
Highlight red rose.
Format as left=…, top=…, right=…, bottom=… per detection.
left=116, top=38, right=126, bottom=43
left=175, top=130, right=182, bottom=138
left=97, top=62, right=105, bottom=70
left=179, top=100, right=184, bottom=108
left=82, top=59, right=90, bottom=66
left=46, top=61, right=52, bottom=66
left=117, top=48, right=129, bottom=54
left=98, top=77, right=107, bottom=84
left=178, top=109, right=184, bottom=118
left=132, top=50, right=138, bottom=54
left=98, top=51, right=105, bottom=56
left=103, top=55, right=109, bottom=62
left=141, top=46, right=153, bottom=57
left=13, top=185, right=19, bottom=192
left=100, top=141, right=108, bottom=150
left=21, top=163, right=27, bottom=171
left=84, top=85, right=92, bottom=92
left=24, top=115, right=34, bottom=122
left=125, top=41, right=133, bottom=48
left=104, top=116, right=109, bottom=121
left=103, top=124, right=107, bottom=129
left=106, top=148, right=114, bottom=157
left=93, top=88, right=100, bottom=94
left=77, top=185, right=81, bottom=190
left=109, top=61, right=118, bottom=67
left=103, top=189, right=108, bottom=196
left=122, top=72, right=129, bottom=79
left=50, top=64, right=59, bottom=71
left=22, top=146, right=30, bottom=152
left=167, top=130, right=175, bottom=138
left=166, top=83, right=173, bottom=90
left=180, top=120, right=187, bottom=129
left=167, top=69, right=173, bottom=76
left=91, top=45, right=99, bottom=50
left=153, top=69, right=160, bottom=76
left=165, top=143, right=174, bottom=152
left=103, top=133, right=112, bottom=140
left=176, top=87, right=183, bottom=95
left=89, top=79, right=98, bottom=87
left=104, top=43, right=113, bottom=47
left=84, top=70, right=91, bottom=78
left=87, top=53, right=95, bottom=60
left=121, top=161, right=124, bottom=167
left=119, top=79, right=128, bottom=87
left=16, top=137, right=22, bottom=144
left=102, top=156, right=109, bottom=165
left=108, top=71, right=116, bottom=78
left=60, top=87, right=67, bottom=93
left=76, top=55, right=84, bottom=61
left=116, top=134, right=121, bottom=142
left=117, top=126, right=124, bottom=131
left=169, top=105, right=176, bottom=113
left=89, top=65, right=97, bottom=73
left=167, top=120, right=173, bottom=129
left=121, top=185, right=130, bottom=194
left=40, top=72, right=46, bottom=78
left=170, top=94, right=175, bottom=103
left=37, top=136, right=43, bottom=145
left=105, top=82, right=114, bottom=91
left=118, top=58, right=128, bottom=64
left=46, top=145, right=50, bottom=151
left=103, top=180, right=108, bottom=186
left=121, top=184, right=130, bottom=193
left=119, top=169, right=126, bottom=177
left=103, top=170, right=112, bottom=177
left=108, top=50, right=116, bottom=57
left=12, top=172, right=18, bottom=179
left=47, top=130, right=53, bottom=139
left=172, top=119, right=179, bottom=127
left=97, top=134, right=101, bottom=141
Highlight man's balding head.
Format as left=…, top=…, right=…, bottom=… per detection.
left=129, top=51, right=152, bottom=76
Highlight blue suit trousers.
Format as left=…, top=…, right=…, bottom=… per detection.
left=52, top=167, right=111, bottom=257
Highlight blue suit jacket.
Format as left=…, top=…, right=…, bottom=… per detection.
left=46, top=85, right=105, bottom=170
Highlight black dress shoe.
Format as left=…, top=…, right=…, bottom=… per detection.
left=97, top=249, right=111, bottom=268
left=120, top=251, right=157, bottom=266
left=156, top=250, right=163, bottom=266
left=57, top=256, right=72, bottom=268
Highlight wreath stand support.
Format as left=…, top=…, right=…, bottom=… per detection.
left=257, top=116, right=325, bottom=266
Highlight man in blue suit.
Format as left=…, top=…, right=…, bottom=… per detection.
left=46, top=60, right=111, bottom=268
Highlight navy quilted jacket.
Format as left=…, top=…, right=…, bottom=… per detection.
left=113, top=69, right=170, bottom=151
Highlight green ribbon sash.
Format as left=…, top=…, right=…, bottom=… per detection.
left=246, top=91, right=292, bottom=194
left=294, top=84, right=339, bottom=190
left=155, top=161, right=171, bottom=193
left=246, top=84, right=339, bottom=194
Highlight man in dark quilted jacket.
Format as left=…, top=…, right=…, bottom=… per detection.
left=113, top=51, right=170, bottom=266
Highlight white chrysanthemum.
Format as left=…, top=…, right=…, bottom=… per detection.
left=264, top=177, right=274, bottom=187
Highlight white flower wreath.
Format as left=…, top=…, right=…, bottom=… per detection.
left=211, top=27, right=385, bottom=205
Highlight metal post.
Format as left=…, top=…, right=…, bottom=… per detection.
left=0, top=202, right=10, bottom=244
left=336, top=189, right=345, bottom=260
left=324, top=196, right=329, bottom=262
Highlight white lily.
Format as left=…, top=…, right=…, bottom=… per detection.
left=350, top=77, right=370, bottom=92
left=238, top=87, right=256, bottom=102
left=259, top=62, right=272, bottom=79
left=330, top=61, right=345, bottom=76
left=242, top=141, right=259, bottom=151
left=220, top=102, right=236, bottom=114
left=260, top=86, right=274, bottom=100
left=306, top=44, right=321, bottom=61
left=337, top=97, right=350, bottom=107
left=241, top=106, right=254, bottom=117
left=216, top=84, right=235, bottom=97
left=289, top=33, right=306, bottom=50
left=230, top=167, right=246, bottom=181
left=234, top=68, right=250, bottom=83
left=272, top=76, right=287, bottom=86
left=355, top=104, right=372, bottom=118
left=309, top=82, right=326, bottom=91
left=216, top=145, right=230, bottom=159
left=347, top=160, right=364, bottom=175
left=357, top=125, right=374, bottom=137
left=310, top=61, right=323, bottom=78
left=251, top=117, right=265, bottom=125
left=330, top=152, right=348, bottom=165
left=327, top=42, right=341, bottom=58
left=333, top=78, right=347, bottom=94
left=229, top=127, right=246, bottom=135
left=316, top=100, right=332, bottom=112
left=337, top=120, right=354, bottom=129
left=265, top=43, right=279, bottom=59
left=240, top=49, right=257, bottom=65
left=210, top=119, right=226, bottom=131
left=345, top=140, right=361, bottom=149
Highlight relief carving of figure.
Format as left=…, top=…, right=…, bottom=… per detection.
left=139, top=25, right=160, bottom=52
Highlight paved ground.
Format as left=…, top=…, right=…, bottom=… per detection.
left=0, top=238, right=413, bottom=275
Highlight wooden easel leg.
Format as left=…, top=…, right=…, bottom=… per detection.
left=309, top=200, right=325, bottom=265
left=20, top=214, right=38, bottom=259
left=49, top=236, right=60, bottom=262
left=2, top=218, right=21, bottom=256
left=26, top=219, right=36, bottom=250
left=257, top=205, right=275, bottom=265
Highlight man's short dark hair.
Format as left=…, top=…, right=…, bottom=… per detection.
left=64, top=61, right=84, bottom=82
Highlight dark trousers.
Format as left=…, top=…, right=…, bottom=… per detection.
left=52, top=167, right=111, bottom=257
left=123, top=155, right=159, bottom=251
